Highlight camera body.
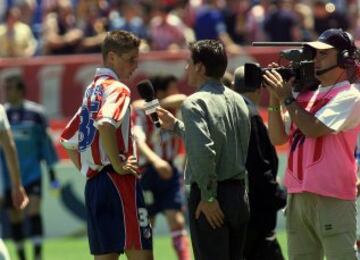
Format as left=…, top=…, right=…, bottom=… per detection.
left=244, top=45, right=319, bottom=92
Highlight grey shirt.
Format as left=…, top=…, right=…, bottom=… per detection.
left=174, top=80, right=250, bottom=200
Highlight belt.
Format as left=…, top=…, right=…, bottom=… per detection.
left=219, top=178, right=245, bottom=185
left=191, top=178, right=245, bottom=188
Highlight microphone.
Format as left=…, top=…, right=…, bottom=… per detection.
left=316, top=64, right=338, bottom=76
left=136, top=80, right=161, bottom=128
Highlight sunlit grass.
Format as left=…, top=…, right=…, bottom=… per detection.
left=4, top=230, right=288, bottom=260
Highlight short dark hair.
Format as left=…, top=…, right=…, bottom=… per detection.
left=4, top=75, right=26, bottom=94
left=101, top=30, right=141, bottom=61
left=189, top=40, right=227, bottom=79
left=150, top=75, right=177, bottom=94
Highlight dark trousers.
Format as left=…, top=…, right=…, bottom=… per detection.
left=188, top=180, right=250, bottom=260
left=244, top=228, right=284, bottom=260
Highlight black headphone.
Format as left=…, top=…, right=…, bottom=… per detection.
left=337, top=31, right=357, bottom=69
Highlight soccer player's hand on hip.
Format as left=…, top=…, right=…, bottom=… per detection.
left=115, top=155, right=139, bottom=177
left=156, top=107, right=176, bottom=130
left=195, top=199, right=224, bottom=229
left=11, top=185, right=29, bottom=210
left=154, top=159, right=173, bottom=180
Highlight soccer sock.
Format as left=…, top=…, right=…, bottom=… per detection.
left=171, top=229, right=191, bottom=260
left=29, top=215, right=43, bottom=260
left=11, top=222, right=26, bottom=260
left=32, top=237, right=42, bottom=260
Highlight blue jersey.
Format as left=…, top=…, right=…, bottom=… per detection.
left=1, top=100, right=58, bottom=188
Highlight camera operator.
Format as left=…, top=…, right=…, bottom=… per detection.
left=263, top=28, right=360, bottom=260
left=233, top=66, right=286, bottom=260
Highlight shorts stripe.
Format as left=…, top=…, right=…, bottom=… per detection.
left=134, top=180, right=143, bottom=249
left=106, top=172, right=127, bottom=248
left=108, top=173, right=142, bottom=249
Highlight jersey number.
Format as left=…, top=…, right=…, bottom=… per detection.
left=138, top=208, right=149, bottom=227
left=79, top=102, right=99, bottom=151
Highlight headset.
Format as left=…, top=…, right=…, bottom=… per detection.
left=337, top=31, right=357, bottom=69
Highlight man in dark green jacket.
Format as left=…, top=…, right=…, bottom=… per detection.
left=233, top=66, right=286, bottom=260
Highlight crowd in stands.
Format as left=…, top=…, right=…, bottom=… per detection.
left=0, top=0, right=358, bottom=57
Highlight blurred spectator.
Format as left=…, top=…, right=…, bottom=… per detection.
left=77, top=1, right=108, bottom=53
left=149, top=4, right=192, bottom=51
left=293, top=2, right=315, bottom=41
left=245, top=0, right=272, bottom=42
left=194, top=0, right=243, bottom=54
left=331, top=0, right=348, bottom=14
left=0, top=6, right=37, bottom=57
left=313, top=0, right=349, bottom=36
left=2, top=0, right=360, bottom=55
left=109, top=2, right=148, bottom=39
left=223, top=0, right=251, bottom=44
left=109, top=2, right=150, bottom=51
left=77, top=0, right=110, bottom=22
left=16, top=0, right=36, bottom=25
left=193, top=0, right=225, bottom=40
left=0, top=1, right=6, bottom=21
left=264, top=0, right=301, bottom=42
left=171, top=0, right=197, bottom=28
left=345, top=0, right=360, bottom=40
left=0, top=0, right=34, bottom=22
left=42, top=0, right=83, bottom=55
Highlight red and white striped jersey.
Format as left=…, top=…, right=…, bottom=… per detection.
left=132, top=107, right=184, bottom=166
left=60, top=68, right=134, bottom=178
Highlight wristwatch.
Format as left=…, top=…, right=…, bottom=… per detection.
left=283, top=96, right=296, bottom=106
left=207, top=197, right=215, bottom=203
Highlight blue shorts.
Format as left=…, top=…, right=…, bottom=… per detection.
left=140, top=164, right=184, bottom=217
left=85, top=166, right=152, bottom=255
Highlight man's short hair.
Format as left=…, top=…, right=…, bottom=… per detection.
left=4, top=75, right=26, bottom=94
left=101, top=30, right=141, bottom=61
left=189, top=40, right=227, bottom=79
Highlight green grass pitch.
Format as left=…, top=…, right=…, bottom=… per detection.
left=5, top=231, right=288, bottom=260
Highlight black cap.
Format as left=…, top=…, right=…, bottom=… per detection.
left=305, top=28, right=355, bottom=52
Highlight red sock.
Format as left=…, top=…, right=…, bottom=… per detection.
left=171, top=229, right=191, bottom=260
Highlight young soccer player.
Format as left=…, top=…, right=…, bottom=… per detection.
left=132, top=75, right=191, bottom=260
left=1, top=75, right=59, bottom=260
left=60, top=30, right=153, bottom=260
left=0, top=104, right=28, bottom=260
